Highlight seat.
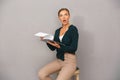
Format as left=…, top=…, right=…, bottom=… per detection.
left=73, top=67, right=80, bottom=80
left=57, top=67, right=80, bottom=80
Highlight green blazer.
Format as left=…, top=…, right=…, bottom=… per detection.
left=47, top=25, right=79, bottom=61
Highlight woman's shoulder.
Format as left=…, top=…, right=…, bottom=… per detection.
left=55, top=27, right=61, bottom=33
left=69, top=24, right=78, bottom=31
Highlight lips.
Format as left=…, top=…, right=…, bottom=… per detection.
left=63, top=20, right=66, bottom=22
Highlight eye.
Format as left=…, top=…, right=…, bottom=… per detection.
left=65, top=13, right=68, bottom=16
left=59, top=14, right=63, bottom=17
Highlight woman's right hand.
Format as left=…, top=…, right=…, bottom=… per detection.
left=40, top=37, right=44, bottom=41
left=47, top=41, right=60, bottom=48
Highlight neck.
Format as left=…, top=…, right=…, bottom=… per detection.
left=62, top=23, right=70, bottom=28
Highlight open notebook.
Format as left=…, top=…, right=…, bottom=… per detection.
left=34, top=32, right=65, bottom=46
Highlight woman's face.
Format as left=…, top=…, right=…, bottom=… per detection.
left=58, top=10, right=70, bottom=26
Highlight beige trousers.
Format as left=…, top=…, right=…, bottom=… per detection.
left=38, top=53, right=77, bottom=80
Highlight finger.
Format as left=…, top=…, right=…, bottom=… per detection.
left=47, top=41, right=56, bottom=46
left=40, top=37, right=44, bottom=40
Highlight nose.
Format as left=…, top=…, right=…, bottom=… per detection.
left=62, top=15, right=66, bottom=19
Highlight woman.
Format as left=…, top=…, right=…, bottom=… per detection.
left=38, top=8, right=79, bottom=80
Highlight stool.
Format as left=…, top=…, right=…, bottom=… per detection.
left=73, top=67, right=80, bottom=80
left=57, top=67, right=80, bottom=80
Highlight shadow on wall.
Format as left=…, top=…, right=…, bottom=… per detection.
left=0, top=74, right=11, bottom=80
left=111, top=0, right=120, bottom=8
left=0, top=63, right=12, bottom=80
left=0, top=0, right=3, bottom=5
left=0, top=0, right=7, bottom=5
left=73, top=16, right=95, bottom=79
left=115, top=58, right=120, bottom=80
left=0, top=0, right=12, bottom=10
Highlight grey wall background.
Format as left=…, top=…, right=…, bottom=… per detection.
left=0, top=0, right=120, bottom=80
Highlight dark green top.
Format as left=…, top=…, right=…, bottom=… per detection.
left=47, top=25, right=79, bottom=61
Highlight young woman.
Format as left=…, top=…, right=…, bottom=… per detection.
left=38, top=8, right=79, bottom=80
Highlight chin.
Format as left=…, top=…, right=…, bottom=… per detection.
left=62, top=23, right=68, bottom=26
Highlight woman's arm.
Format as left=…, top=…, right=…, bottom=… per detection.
left=46, top=30, right=60, bottom=51
left=47, top=41, right=60, bottom=48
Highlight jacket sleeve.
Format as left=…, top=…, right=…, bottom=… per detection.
left=46, top=43, right=56, bottom=51
left=46, top=30, right=57, bottom=51
left=60, top=27, right=79, bottom=53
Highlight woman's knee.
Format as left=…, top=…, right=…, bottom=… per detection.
left=38, top=70, right=48, bottom=79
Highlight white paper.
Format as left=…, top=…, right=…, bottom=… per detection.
left=34, top=32, right=54, bottom=40
left=43, top=35, right=54, bottom=40
left=34, top=32, right=65, bottom=46
left=34, top=32, right=49, bottom=37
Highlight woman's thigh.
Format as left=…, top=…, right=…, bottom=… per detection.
left=56, top=53, right=77, bottom=80
left=39, top=59, right=62, bottom=76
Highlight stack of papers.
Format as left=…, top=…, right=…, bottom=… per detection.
left=35, top=32, right=65, bottom=46
left=34, top=32, right=54, bottom=41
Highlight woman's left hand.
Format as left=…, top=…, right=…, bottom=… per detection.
left=47, top=41, right=60, bottom=48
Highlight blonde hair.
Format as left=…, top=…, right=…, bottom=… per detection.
left=58, top=8, right=70, bottom=16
